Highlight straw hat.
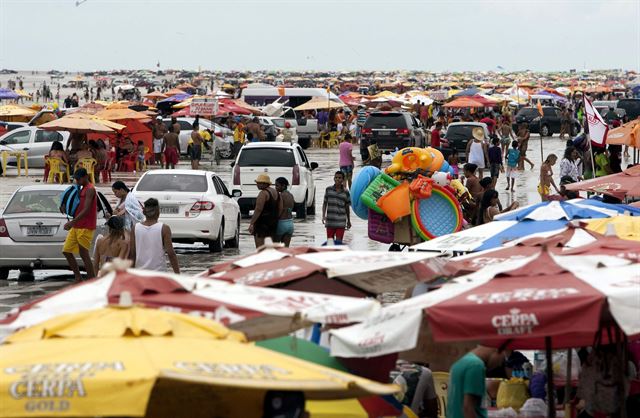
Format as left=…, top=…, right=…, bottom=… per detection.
left=472, top=127, right=485, bottom=141
left=255, top=174, right=272, bottom=184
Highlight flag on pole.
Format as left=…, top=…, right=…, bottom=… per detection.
left=584, top=96, right=608, bottom=145
left=536, top=100, right=544, bottom=117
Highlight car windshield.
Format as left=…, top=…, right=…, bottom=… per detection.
left=136, top=174, right=208, bottom=192
left=517, top=108, right=539, bottom=118
left=445, top=125, right=475, bottom=141
left=4, top=190, right=61, bottom=214
left=364, top=114, right=406, bottom=129
left=271, top=119, right=286, bottom=128
left=238, top=148, right=295, bottom=167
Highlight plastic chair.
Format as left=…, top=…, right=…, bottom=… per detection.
left=119, top=153, right=137, bottom=172
left=432, top=371, right=449, bottom=418
left=101, top=155, right=115, bottom=183
left=318, top=131, right=332, bottom=148
left=46, top=157, right=69, bottom=184
left=328, top=131, right=341, bottom=148
left=74, top=158, right=97, bottom=183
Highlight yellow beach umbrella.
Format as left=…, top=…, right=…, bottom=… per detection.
left=1, top=307, right=397, bottom=418
left=64, top=112, right=127, bottom=131
left=584, top=216, right=640, bottom=241
left=39, top=115, right=124, bottom=133
left=0, top=104, right=37, bottom=119
left=95, top=108, right=151, bottom=121
left=294, top=97, right=344, bottom=111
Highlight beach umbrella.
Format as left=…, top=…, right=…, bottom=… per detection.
left=442, top=97, right=485, bottom=108
left=144, top=91, right=168, bottom=100
left=200, top=246, right=443, bottom=297
left=606, top=119, right=640, bottom=148
left=564, top=165, right=640, bottom=199
left=39, top=114, right=125, bottom=133
left=257, top=336, right=403, bottom=418
left=493, top=198, right=640, bottom=222
left=0, top=105, right=37, bottom=122
left=452, top=87, right=482, bottom=97
left=329, top=252, right=639, bottom=356
left=585, top=215, right=640, bottom=241
left=0, top=88, right=20, bottom=100
left=0, top=307, right=396, bottom=418
left=164, top=87, right=186, bottom=96
left=0, top=267, right=380, bottom=341
left=294, top=97, right=344, bottom=111
left=94, top=108, right=151, bottom=121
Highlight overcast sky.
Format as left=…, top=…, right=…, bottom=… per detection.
left=1, top=0, right=638, bottom=72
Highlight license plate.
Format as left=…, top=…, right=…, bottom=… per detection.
left=160, top=206, right=179, bottom=214
left=377, top=131, right=390, bottom=136
left=27, top=226, right=54, bottom=236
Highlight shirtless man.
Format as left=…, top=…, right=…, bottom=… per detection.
left=190, top=122, right=203, bottom=170
left=171, top=117, right=180, bottom=137
left=162, top=128, right=180, bottom=169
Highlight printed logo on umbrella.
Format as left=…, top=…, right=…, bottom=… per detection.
left=491, top=308, right=539, bottom=336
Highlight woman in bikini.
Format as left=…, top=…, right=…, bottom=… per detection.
left=93, top=216, right=129, bottom=272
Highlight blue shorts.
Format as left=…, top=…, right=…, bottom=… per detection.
left=340, top=165, right=353, bottom=176
left=275, top=218, right=294, bottom=237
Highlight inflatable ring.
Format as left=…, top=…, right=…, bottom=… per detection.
left=351, top=166, right=381, bottom=220
left=410, top=184, right=463, bottom=240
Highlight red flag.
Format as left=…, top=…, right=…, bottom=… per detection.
left=584, top=97, right=608, bottom=145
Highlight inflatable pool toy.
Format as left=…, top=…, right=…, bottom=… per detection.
left=424, top=147, right=444, bottom=172
left=409, top=175, right=433, bottom=199
left=410, top=184, right=463, bottom=240
left=351, top=166, right=381, bottom=220
left=376, top=181, right=410, bottom=222
left=439, top=160, right=450, bottom=173
left=368, top=209, right=395, bottom=243
left=360, top=173, right=400, bottom=214
left=385, top=147, right=432, bottom=175
left=431, top=171, right=452, bottom=187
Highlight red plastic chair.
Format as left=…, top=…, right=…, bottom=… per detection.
left=119, top=153, right=138, bottom=172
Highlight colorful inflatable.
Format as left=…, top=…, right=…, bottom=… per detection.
left=360, top=173, right=400, bottom=214
left=385, top=147, right=432, bottom=175
left=410, top=185, right=463, bottom=240
left=351, top=166, right=381, bottom=220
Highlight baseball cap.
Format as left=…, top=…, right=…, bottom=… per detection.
left=73, top=168, right=88, bottom=179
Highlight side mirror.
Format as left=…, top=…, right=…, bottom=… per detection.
left=232, top=190, right=242, bottom=198
left=310, top=162, right=319, bottom=170
left=0, top=140, right=6, bottom=146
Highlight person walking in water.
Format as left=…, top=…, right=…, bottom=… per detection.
left=93, top=216, right=129, bottom=271
left=61, top=168, right=96, bottom=281
left=323, top=171, right=351, bottom=245
left=274, top=177, right=294, bottom=247
left=248, top=174, right=280, bottom=248
left=130, top=198, right=180, bottom=273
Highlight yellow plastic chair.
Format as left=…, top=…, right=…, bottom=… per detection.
left=318, top=131, right=331, bottom=148
left=74, top=158, right=97, bottom=183
left=432, top=371, right=450, bottom=418
left=47, top=158, right=69, bottom=184
left=328, top=131, right=341, bottom=148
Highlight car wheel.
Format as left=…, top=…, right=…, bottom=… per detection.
left=540, top=124, right=550, bottom=137
left=295, top=197, right=307, bottom=219
left=307, top=191, right=316, bottom=215
left=209, top=219, right=224, bottom=253
left=18, top=268, right=34, bottom=282
left=0, top=268, right=9, bottom=280
left=225, top=216, right=240, bottom=248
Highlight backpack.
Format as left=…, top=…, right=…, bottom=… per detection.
left=59, top=184, right=81, bottom=218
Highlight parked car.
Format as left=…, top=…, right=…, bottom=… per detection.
left=513, top=106, right=581, bottom=137
left=231, top=142, right=317, bottom=219
left=440, top=122, right=490, bottom=162
left=0, top=185, right=111, bottom=280
left=257, top=117, right=299, bottom=143
left=0, top=127, right=69, bottom=168
left=132, top=169, right=240, bottom=252
left=617, top=98, right=640, bottom=120
left=361, top=111, right=426, bottom=151
left=162, top=117, right=233, bottom=155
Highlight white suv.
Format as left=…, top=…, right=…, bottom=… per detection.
left=231, top=142, right=318, bottom=219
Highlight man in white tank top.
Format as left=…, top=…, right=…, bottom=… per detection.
left=130, top=198, right=180, bottom=273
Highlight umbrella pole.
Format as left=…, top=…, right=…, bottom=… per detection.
left=563, top=349, right=572, bottom=417
left=545, top=337, right=556, bottom=418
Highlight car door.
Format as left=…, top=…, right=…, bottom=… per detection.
left=0, top=129, right=32, bottom=162
left=30, top=130, right=64, bottom=167
left=212, top=175, right=236, bottom=238
left=544, top=108, right=560, bottom=132
left=295, top=146, right=314, bottom=205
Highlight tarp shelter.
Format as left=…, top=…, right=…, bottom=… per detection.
left=0, top=88, right=19, bottom=100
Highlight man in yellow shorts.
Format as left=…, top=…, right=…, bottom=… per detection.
left=62, top=168, right=97, bottom=281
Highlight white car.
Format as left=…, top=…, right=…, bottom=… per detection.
left=132, top=169, right=241, bottom=252
left=257, top=116, right=299, bottom=143
left=232, top=142, right=317, bottom=219
left=0, top=185, right=110, bottom=280
left=0, top=127, right=70, bottom=168
left=162, top=117, right=233, bottom=155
